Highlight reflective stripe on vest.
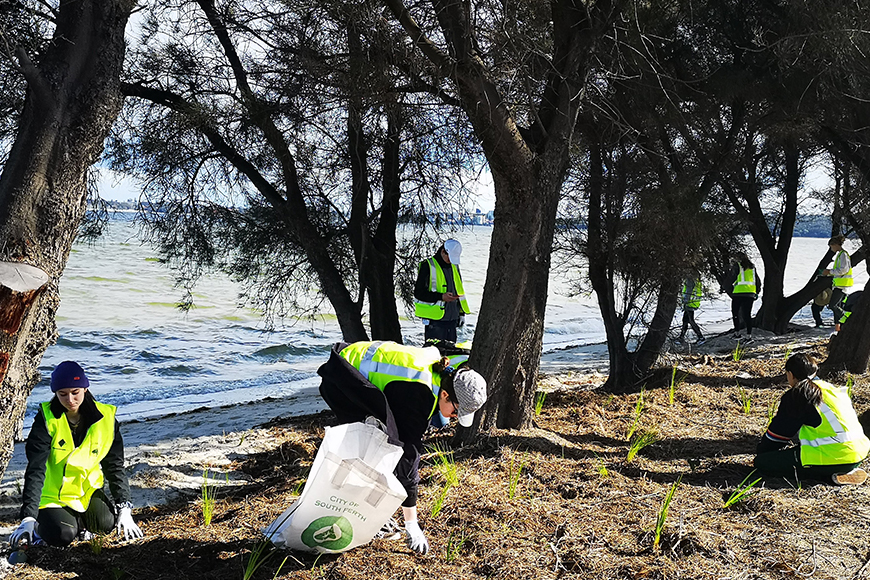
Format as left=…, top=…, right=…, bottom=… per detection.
left=40, top=401, right=116, bottom=513
left=414, top=258, right=470, bottom=319
left=799, top=380, right=870, bottom=466
left=683, top=279, right=702, bottom=309
left=733, top=267, right=756, bottom=294
left=340, top=341, right=442, bottom=419
left=833, top=250, right=854, bottom=288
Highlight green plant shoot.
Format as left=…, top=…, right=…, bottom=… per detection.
left=654, top=475, right=682, bottom=549
left=201, top=469, right=217, bottom=526
left=723, top=470, right=762, bottom=508
left=627, top=387, right=646, bottom=440
left=737, top=384, right=751, bottom=414
left=627, top=430, right=658, bottom=462
left=732, top=341, right=745, bottom=361
left=508, top=452, right=526, bottom=499
left=534, top=391, right=547, bottom=416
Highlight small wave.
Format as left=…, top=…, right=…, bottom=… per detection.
left=82, top=276, right=126, bottom=283
left=154, top=364, right=209, bottom=377
left=55, top=337, right=111, bottom=351
left=251, top=344, right=321, bottom=359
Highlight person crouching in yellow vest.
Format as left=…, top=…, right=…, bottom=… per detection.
left=9, top=361, right=143, bottom=549
left=318, top=341, right=487, bottom=554
left=754, top=354, right=869, bottom=485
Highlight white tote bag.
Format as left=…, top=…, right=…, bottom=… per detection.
left=264, top=422, right=407, bottom=553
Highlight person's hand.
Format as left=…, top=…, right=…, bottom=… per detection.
left=404, top=520, right=429, bottom=554
left=10, top=517, right=36, bottom=548
left=116, top=505, right=144, bottom=541
left=441, top=292, right=458, bottom=303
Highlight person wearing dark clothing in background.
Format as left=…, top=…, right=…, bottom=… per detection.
left=726, top=253, right=761, bottom=343
left=414, top=239, right=469, bottom=343
left=676, top=273, right=704, bottom=344
left=822, top=234, right=853, bottom=326
left=811, top=286, right=832, bottom=328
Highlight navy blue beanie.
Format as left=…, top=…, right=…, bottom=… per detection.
left=50, top=361, right=89, bottom=392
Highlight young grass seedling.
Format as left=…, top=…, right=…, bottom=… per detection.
left=201, top=469, right=217, bottom=526
left=732, top=341, right=746, bottom=362
left=445, top=527, right=467, bottom=563
left=737, top=384, right=751, bottom=415
left=847, top=374, right=855, bottom=398
left=426, top=442, right=460, bottom=517
left=626, top=429, right=658, bottom=462
left=653, top=475, right=682, bottom=549
left=784, top=344, right=792, bottom=361
left=243, top=539, right=277, bottom=580
left=508, top=452, right=526, bottom=499
left=723, top=470, right=762, bottom=508
left=626, top=387, right=646, bottom=440
left=534, top=391, right=547, bottom=416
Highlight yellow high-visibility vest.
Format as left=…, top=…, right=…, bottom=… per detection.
left=39, top=401, right=116, bottom=513
left=733, top=267, right=756, bottom=294
left=414, top=258, right=470, bottom=319
left=799, top=380, right=870, bottom=466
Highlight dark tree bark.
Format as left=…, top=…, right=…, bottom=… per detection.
left=0, top=0, right=135, bottom=479
left=385, top=0, right=619, bottom=430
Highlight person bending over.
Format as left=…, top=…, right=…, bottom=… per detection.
left=318, top=341, right=487, bottom=554
left=755, top=354, right=869, bottom=485
left=9, top=361, right=143, bottom=548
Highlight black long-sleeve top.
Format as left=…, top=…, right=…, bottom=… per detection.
left=317, top=344, right=437, bottom=507
left=413, top=251, right=465, bottom=321
left=21, top=398, right=131, bottom=520
left=757, top=387, right=822, bottom=454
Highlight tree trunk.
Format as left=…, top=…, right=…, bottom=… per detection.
left=0, top=0, right=135, bottom=479
left=821, top=277, right=870, bottom=375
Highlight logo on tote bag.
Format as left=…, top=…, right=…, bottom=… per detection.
left=301, top=516, right=354, bottom=550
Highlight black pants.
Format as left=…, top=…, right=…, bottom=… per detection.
left=754, top=446, right=862, bottom=481
left=829, top=288, right=846, bottom=324
left=811, top=303, right=826, bottom=326
left=680, top=309, right=702, bottom=339
left=37, top=490, right=115, bottom=547
left=731, top=295, right=755, bottom=334
left=423, top=319, right=458, bottom=343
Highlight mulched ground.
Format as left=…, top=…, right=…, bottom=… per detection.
left=4, top=337, right=870, bottom=580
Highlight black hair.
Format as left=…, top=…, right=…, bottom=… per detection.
left=784, top=353, right=818, bottom=381
left=794, top=378, right=823, bottom=407
left=434, top=356, right=461, bottom=401
left=736, top=252, right=754, bottom=270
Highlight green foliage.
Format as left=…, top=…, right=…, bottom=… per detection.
left=732, top=341, right=746, bottom=362
left=445, top=527, right=467, bottom=563
left=243, top=539, right=280, bottom=580
left=767, top=399, right=777, bottom=425
left=534, top=391, right=547, bottom=416
left=737, top=384, right=751, bottom=414
left=201, top=469, right=217, bottom=526
left=723, top=471, right=762, bottom=508
left=627, top=430, right=658, bottom=462
left=427, top=442, right=460, bottom=517
left=654, top=475, right=682, bottom=549
left=508, top=452, right=526, bottom=500
left=626, top=387, right=646, bottom=440
left=847, top=374, right=855, bottom=398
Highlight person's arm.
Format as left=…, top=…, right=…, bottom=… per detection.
left=101, top=420, right=132, bottom=506
left=757, top=389, right=820, bottom=453
left=828, top=251, right=851, bottom=277
left=383, top=381, right=436, bottom=507
left=21, top=409, right=51, bottom=520
left=413, top=261, right=442, bottom=304
left=754, top=269, right=762, bottom=297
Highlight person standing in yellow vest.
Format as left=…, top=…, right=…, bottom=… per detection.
left=676, top=273, right=704, bottom=344
left=727, top=253, right=761, bottom=343
left=317, top=341, right=487, bottom=554
left=821, top=235, right=853, bottom=328
left=754, top=354, right=869, bottom=485
left=414, top=239, right=470, bottom=343
left=9, top=361, right=143, bottom=548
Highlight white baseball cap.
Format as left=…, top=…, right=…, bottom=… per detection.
left=453, top=368, right=487, bottom=427
left=443, top=239, right=462, bottom=265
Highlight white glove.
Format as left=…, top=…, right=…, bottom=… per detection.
left=10, top=517, right=36, bottom=548
left=402, top=506, right=428, bottom=555
left=116, top=506, right=144, bottom=541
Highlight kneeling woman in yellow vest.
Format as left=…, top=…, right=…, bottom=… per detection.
left=9, top=361, right=143, bottom=548
left=755, top=354, right=870, bottom=485
left=317, top=341, right=487, bottom=554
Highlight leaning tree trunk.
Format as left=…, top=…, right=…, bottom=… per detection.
left=820, top=277, right=870, bottom=375
left=0, top=0, right=134, bottom=479
left=472, top=165, right=564, bottom=429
